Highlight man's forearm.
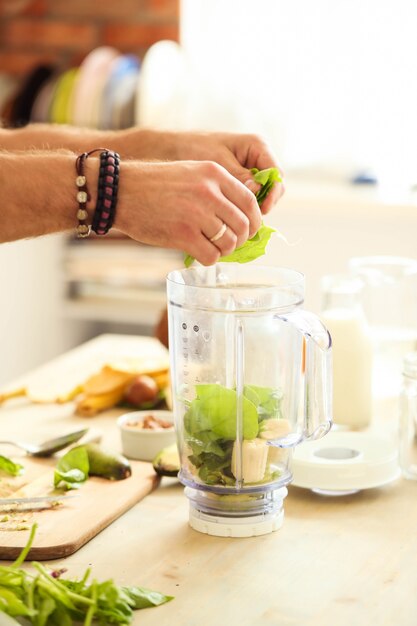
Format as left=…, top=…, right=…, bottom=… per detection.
left=0, top=151, right=99, bottom=243
left=0, top=125, right=178, bottom=161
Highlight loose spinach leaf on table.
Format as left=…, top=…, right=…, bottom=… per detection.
left=0, top=455, right=24, bottom=477
left=0, top=524, right=173, bottom=626
left=54, top=446, right=89, bottom=490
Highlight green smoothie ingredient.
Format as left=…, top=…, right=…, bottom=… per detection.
left=184, top=166, right=281, bottom=268
left=152, top=444, right=180, bottom=477
left=0, top=456, right=24, bottom=477
left=54, top=444, right=132, bottom=490
left=0, top=524, right=173, bottom=626
left=184, top=383, right=285, bottom=486
left=250, top=167, right=282, bottom=207
left=231, top=438, right=268, bottom=483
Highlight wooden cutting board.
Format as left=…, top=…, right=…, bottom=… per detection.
left=0, top=456, right=159, bottom=560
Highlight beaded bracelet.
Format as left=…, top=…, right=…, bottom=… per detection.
left=75, top=148, right=107, bottom=238
left=91, top=150, right=120, bottom=236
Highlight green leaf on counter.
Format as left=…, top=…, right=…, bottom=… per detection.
left=0, top=524, right=173, bottom=625
left=184, top=166, right=281, bottom=268
left=54, top=444, right=131, bottom=490
left=54, top=446, right=89, bottom=490
left=0, top=455, right=24, bottom=477
left=122, top=586, right=174, bottom=610
left=0, top=587, right=35, bottom=618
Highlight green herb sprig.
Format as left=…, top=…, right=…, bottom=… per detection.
left=0, top=455, right=24, bottom=477
left=0, top=524, right=173, bottom=625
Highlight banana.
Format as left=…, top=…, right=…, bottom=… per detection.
left=56, top=385, right=84, bottom=404
left=76, top=387, right=126, bottom=417
left=231, top=438, right=268, bottom=483
left=259, top=418, right=291, bottom=440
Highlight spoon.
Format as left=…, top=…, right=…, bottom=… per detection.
left=0, top=428, right=89, bottom=457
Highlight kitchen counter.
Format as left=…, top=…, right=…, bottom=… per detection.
left=1, top=346, right=416, bottom=626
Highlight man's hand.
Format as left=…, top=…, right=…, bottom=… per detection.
left=115, top=160, right=262, bottom=266
left=159, top=131, right=285, bottom=215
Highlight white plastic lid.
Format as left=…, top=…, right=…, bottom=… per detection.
left=291, top=431, right=401, bottom=494
left=188, top=487, right=288, bottom=537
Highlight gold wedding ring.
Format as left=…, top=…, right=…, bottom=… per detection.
left=209, top=222, right=227, bottom=243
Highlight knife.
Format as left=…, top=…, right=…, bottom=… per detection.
left=0, top=495, right=77, bottom=510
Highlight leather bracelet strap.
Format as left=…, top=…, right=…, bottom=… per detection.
left=92, top=150, right=120, bottom=236
left=74, top=148, right=107, bottom=238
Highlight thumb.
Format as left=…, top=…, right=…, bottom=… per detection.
left=224, top=154, right=261, bottom=195
left=244, top=177, right=261, bottom=195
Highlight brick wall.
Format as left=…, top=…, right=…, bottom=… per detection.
left=0, top=0, right=180, bottom=77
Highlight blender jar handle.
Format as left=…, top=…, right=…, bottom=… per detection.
left=278, top=309, right=333, bottom=441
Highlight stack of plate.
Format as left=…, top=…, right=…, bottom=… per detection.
left=1, top=41, right=186, bottom=131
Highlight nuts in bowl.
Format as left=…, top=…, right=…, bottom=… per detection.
left=117, top=410, right=176, bottom=462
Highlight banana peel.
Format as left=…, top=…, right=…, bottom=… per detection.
left=76, top=364, right=170, bottom=417
left=83, top=366, right=136, bottom=397
left=0, top=387, right=27, bottom=404
left=0, top=362, right=170, bottom=418
left=56, top=384, right=84, bottom=404
left=76, top=387, right=126, bottom=417
left=106, top=356, right=169, bottom=376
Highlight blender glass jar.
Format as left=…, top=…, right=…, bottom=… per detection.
left=167, top=264, right=333, bottom=536
left=349, top=256, right=417, bottom=408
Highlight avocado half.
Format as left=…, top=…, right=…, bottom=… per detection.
left=152, top=444, right=180, bottom=477
left=72, top=443, right=132, bottom=480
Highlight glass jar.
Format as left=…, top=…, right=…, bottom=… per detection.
left=399, top=352, right=417, bottom=479
left=349, top=256, right=417, bottom=404
left=321, top=274, right=373, bottom=429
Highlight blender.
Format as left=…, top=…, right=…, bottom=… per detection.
left=167, top=264, right=332, bottom=537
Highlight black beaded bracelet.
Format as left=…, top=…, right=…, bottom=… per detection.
left=92, top=150, right=120, bottom=236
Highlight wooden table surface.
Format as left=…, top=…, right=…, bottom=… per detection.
left=1, top=342, right=417, bottom=626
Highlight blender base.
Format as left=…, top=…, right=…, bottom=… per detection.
left=188, top=487, right=288, bottom=538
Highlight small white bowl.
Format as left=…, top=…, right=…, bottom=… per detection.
left=117, top=410, right=176, bottom=462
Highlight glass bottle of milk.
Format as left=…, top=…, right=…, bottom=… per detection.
left=321, top=275, right=373, bottom=429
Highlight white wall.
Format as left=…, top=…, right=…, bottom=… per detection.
left=263, top=177, right=417, bottom=313
left=180, top=0, right=417, bottom=185
left=0, top=234, right=84, bottom=386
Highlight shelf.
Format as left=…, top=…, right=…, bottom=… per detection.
left=62, top=294, right=167, bottom=326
